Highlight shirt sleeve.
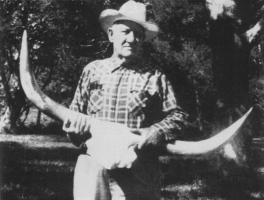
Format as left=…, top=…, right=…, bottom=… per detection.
left=150, top=73, right=188, bottom=142
left=69, top=64, right=91, bottom=114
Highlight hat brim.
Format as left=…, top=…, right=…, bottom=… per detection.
left=99, top=9, right=159, bottom=40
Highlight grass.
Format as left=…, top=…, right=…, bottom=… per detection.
left=0, top=133, right=79, bottom=200
left=0, top=132, right=263, bottom=200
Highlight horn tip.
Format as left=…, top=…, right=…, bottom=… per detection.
left=22, top=30, right=28, bottom=40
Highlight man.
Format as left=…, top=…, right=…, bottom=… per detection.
left=63, top=1, right=187, bottom=199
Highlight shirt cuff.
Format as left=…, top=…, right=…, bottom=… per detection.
left=150, top=123, right=177, bottom=142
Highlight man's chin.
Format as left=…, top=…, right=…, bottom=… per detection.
left=117, top=51, right=141, bottom=60
left=121, top=52, right=133, bottom=58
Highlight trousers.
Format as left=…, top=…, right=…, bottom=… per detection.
left=73, top=154, right=161, bottom=200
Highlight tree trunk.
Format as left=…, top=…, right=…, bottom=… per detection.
left=0, top=70, right=26, bottom=133
left=36, top=110, right=41, bottom=127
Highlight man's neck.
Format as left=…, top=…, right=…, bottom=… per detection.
left=111, top=54, right=127, bottom=64
left=111, top=54, right=141, bottom=66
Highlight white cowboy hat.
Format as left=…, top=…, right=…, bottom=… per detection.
left=99, top=0, right=159, bottom=40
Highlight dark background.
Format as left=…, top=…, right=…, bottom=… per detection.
left=0, top=0, right=264, bottom=199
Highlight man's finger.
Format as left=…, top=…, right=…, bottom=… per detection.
left=62, top=115, right=76, bottom=132
left=68, top=113, right=77, bottom=129
left=137, top=137, right=146, bottom=149
left=137, top=142, right=143, bottom=149
left=63, top=118, right=71, bottom=130
left=78, top=115, right=85, bottom=134
left=63, top=125, right=75, bottom=133
left=83, top=118, right=91, bottom=134
left=70, top=114, right=79, bottom=133
left=130, top=129, right=142, bottom=135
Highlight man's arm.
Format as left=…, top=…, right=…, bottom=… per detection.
left=63, top=65, right=92, bottom=146
left=134, top=73, right=188, bottom=149
left=150, top=108, right=187, bottom=142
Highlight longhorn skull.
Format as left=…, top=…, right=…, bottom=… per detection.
left=19, top=30, right=252, bottom=156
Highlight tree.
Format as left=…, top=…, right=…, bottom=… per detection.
left=0, top=0, right=108, bottom=131
left=0, top=0, right=263, bottom=140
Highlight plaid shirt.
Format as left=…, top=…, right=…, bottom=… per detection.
left=70, top=58, right=187, bottom=141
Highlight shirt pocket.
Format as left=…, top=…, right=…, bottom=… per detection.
left=89, top=89, right=104, bottom=113
left=128, top=90, right=151, bottom=116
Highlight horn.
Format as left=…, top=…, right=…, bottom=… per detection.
left=166, top=107, right=252, bottom=155
left=19, top=30, right=252, bottom=155
left=19, top=30, right=74, bottom=122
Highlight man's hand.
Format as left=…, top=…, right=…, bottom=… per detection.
left=131, top=127, right=165, bottom=149
left=62, top=113, right=91, bottom=146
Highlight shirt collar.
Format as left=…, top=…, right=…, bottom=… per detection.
left=106, top=57, right=125, bottom=73
left=106, top=56, right=143, bottom=73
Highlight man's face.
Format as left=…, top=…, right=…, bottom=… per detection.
left=108, top=20, right=145, bottom=59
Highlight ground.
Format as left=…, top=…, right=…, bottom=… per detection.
left=0, top=131, right=263, bottom=200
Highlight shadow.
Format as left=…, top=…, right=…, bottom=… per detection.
left=1, top=137, right=264, bottom=200
left=160, top=147, right=264, bottom=200
left=0, top=142, right=80, bottom=200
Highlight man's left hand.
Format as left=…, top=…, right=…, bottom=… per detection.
left=131, top=127, right=165, bottom=149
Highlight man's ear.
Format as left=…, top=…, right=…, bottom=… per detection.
left=107, top=27, right=114, bottom=43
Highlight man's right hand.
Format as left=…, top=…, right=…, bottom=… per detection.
left=62, top=113, right=91, bottom=146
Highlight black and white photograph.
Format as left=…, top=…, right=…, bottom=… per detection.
left=0, top=0, right=263, bottom=199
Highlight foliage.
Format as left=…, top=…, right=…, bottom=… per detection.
left=0, top=0, right=263, bottom=134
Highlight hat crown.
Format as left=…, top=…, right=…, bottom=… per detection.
left=119, top=0, right=146, bottom=22
left=99, top=0, right=159, bottom=40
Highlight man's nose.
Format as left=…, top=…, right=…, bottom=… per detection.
left=126, top=31, right=136, bottom=43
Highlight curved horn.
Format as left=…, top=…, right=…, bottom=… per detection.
left=19, top=30, right=74, bottom=121
left=19, top=30, right=252, bottom=155
left=166, top=107, right=252, bottom=155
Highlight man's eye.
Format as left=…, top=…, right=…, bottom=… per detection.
left=135, top=32, right=144, bottom=39
left=122, top=30, right=130, bottom=34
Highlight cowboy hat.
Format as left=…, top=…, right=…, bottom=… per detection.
left=99, top=0, right=159, bottom=40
